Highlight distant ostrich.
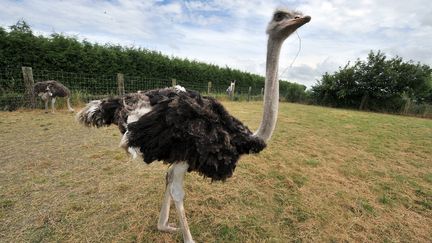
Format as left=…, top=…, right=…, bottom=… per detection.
left=226, top=80, right=235, bottom=97
left=77, top=8, right=310, bottom=243
left=33, top=80, right=74, bottom=113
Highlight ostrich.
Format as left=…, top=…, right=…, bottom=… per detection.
left=77, top=8, right=310, bottom=243
left=33, top=80, right=74, bottom=113
left=226, top=80, right=235, bottom=97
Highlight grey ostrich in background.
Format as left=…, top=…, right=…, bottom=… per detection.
left=33, top=80, right=74, bottom=113
left=77, top=8, right=310, bottom=243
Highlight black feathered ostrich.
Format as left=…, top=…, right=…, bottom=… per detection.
left=33, top=80, right=74, bottom=113
left=77, top=8, right=310, bottom=243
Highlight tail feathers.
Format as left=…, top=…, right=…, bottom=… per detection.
left=76, top=98, right=122, bottom=128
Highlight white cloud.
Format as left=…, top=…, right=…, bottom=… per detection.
left=0, top=0, right=431, bottom=88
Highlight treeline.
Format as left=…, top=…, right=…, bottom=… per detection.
left=311, top=51, right=432, bottom=115
left=0, top=20, right=306, bottom=100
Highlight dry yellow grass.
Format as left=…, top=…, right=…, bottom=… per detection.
left=0, top=102, right=431, bottom=242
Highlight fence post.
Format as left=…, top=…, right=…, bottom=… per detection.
left=403, top=98, right=411, bottom=114
left=230, top=82, right=236, bottom=100
left=261, top=87, right=264, bottom=96
left=22, top=66, right=35, bottom=108
left=172, top=78, right=176, bottom=87
left=248, top=86, right=252, bottom=101
left=359, top=93, right=368, bottom=110
left=207, top=81, right=212, bottom=94
left=117, top=73, right=125, bottom=95
left=424, top=105, right=431, bottom=118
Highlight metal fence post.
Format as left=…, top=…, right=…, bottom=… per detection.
left=172, top=78, right=176, bottom=87
left=117, top=73, right=125, bottom=95
left=22, top=66, right=35, bottom=108
left=208, top=81, right=212, bottom=94
left=248, top=86, right=252, bottom=101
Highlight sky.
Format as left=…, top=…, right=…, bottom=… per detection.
left=1, top=0, right=432, bottom=88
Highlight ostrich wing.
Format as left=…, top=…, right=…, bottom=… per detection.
left=126, top=89, right=266, bottom=181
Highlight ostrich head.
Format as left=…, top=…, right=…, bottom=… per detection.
left=266, top=8, right=311, bottom=40
left=254, top=8, right=311, bottom=142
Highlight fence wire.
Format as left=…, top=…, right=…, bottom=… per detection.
left=0, top=67, right=264, bottom=111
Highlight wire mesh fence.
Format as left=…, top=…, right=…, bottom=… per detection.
left=0, top=67, right=265, bottom=111
left=1, top=67, right=431, bottom=118
left=0, top=68, right=25, bottom=111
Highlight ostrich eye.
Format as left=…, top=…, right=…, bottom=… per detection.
left=274, top=13, right=285, bottom=22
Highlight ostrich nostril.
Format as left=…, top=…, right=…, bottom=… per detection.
left=294, top=16, right=300, bottom=19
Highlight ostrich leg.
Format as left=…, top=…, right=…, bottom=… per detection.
left=51, top=97, right=56, bottom=113
left=44, top=99, right=49, bottom=113
left=66, top=97, right=74, bottom=112
left=157, top=166, right=179, bottom=233
left=168, top=162, right=194, bottom=243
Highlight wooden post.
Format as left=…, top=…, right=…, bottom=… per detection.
left=359, top=93, right=368, bottom=110
left=248, top=86, right=252, bottom=101
left=424, top=105, right=431, bottom=118
left=403, top=98, right=411, bottom=115
left=22, top=66, right=35, bottom=108
left=117, top=73, right=125, bottom=95
left=231, top=82, right=236, bottom=100
left=172, top=78, right=177, bottom=87
left=207, top=81, right=212, bottom=94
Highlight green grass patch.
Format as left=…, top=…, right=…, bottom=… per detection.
left=216, top=224, right=239, bottom=242
left=291, top=173, right=308, bottom=187
left=304, top=158, right=320, bottom=167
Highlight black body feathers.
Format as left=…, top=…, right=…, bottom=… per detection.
left=78, top=88, right=266, bottom=181
left=33, top=80, right=71, bottom=97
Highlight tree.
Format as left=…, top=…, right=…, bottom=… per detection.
left=312, top=50, right=432, bottom=112
left=9, top=19, right=32, bottom=34
left=280, top=81, right=308, bottom=103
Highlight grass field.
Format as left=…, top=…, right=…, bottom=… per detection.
left=0, top=102, right=431, bottom=242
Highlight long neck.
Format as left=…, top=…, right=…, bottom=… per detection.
left=254, top=38, right=283, bottom=142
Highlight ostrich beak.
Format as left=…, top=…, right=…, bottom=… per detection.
left=289, top=15, right=311, bottom=29
left=275, top=15, right=311, bottom=39
left=297, top=15, right=311, bottom=23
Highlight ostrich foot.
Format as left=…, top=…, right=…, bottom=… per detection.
left=157, top=223, right=179, bottom=233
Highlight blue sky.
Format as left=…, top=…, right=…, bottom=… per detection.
left=1, top=0, right=432, bottom=88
